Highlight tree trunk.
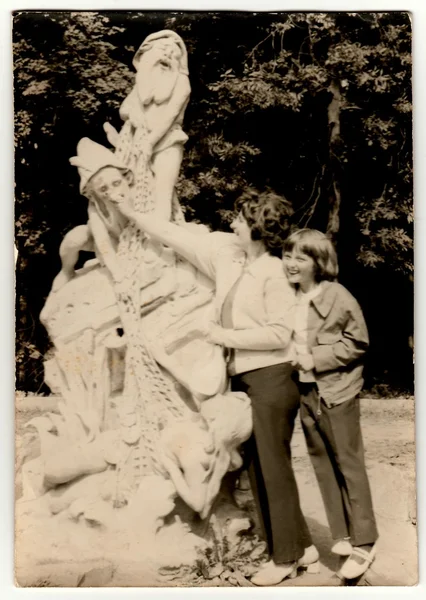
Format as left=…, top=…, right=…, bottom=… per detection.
left=327, top=80, right=342, bottom=239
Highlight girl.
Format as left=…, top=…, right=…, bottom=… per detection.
left=282, top=229, right=378, bottom=580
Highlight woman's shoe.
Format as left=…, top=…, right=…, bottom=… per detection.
left=297, top=545, right=320, bottom=574
left=331, top=539, right=353, bottom=556
left=251, top=561, right=298, bottom=586
left=256, top=559, right=273, bottom=572
left=339, top=544, right=377, bottom=580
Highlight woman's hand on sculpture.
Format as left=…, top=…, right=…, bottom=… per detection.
left=206, top=323, right=226, bottom=347
left=109, top=193, right=134, bottom=219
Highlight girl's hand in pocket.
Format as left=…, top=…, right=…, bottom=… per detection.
left=297, top=353, right=315, bottom=372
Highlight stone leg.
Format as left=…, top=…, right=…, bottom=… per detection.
left=151, top=144, right=184, bottom=221
left=44, top=441, right=108, bottom=487
left=40, top=225, right=94, bottom=324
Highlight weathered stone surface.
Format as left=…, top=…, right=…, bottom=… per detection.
left=29, top=30, right=253, bottom=580
left=77, top=563, right=115, bottom=587
left=15, top=560, right=114, bottom=588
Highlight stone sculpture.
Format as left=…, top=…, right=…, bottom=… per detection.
left=104, top=29, right=191, bottom=221
left=22, top=30, right=253, bottom=574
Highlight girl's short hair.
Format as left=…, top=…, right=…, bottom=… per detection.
left=235, top=188, right=294, bottom=257
left=283, top=229, right=339, bottom=282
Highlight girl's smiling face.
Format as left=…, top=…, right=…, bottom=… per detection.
left=282, top=247, right=317, bottom=291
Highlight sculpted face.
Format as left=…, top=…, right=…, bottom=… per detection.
left=140, top=39, right=182, bottom=71
left=90, top=167, right=131, bottom=205
left=136, top=39, right=183, bottom=106
left=89, top=167, right=131, bottom=237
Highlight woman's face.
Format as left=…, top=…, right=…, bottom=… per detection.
left=282, top=247, right=317, bottom=291
left=230, top=212, right=253, bottom=250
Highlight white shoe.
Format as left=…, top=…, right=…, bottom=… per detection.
left=298, top=545, right=320, bottom=574
left=256, top=559, right=273, bottom=571
left=339, top=544, right=377, bottom=580
left=331, top=539, right=353, bottom=556
left=251, top=561, right=298, bottom=586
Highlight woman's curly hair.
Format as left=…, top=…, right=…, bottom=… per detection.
left=235, top=188, right=294, bottom=256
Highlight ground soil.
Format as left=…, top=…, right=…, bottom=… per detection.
left=14, top=394, right=417, bottom=587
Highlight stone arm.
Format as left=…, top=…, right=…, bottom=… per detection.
left=144, top=75, right=191, bottom=148
left=159, top=449, right=205, bottom=514
left=40, top=225, right=94, bottom=325
left=52, top=225, right=94, bottom=292
left=158, top=425, right=214, bottom=514
left=87, top=203, right=121, bottom=282
left=103, top=122, right=119, bottom=148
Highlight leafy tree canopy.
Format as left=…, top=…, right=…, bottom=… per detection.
left=14, top=11, right=413, bottom=394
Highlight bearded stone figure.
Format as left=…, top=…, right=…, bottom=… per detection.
left=104, top=29, right=191, bottom=221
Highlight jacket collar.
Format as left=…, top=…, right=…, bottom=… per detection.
left=310, top=281, right=338, bottom=318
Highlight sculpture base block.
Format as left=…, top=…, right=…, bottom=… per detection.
left=15, top=487, right=260, bottom=587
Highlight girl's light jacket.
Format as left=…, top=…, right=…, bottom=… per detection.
left=304, top=280, right=369, bottom=406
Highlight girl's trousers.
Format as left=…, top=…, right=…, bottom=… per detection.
left=299, top=383, right=378, bottom=546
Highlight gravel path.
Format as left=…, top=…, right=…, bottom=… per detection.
left=15, top=395, right=417, bottom=587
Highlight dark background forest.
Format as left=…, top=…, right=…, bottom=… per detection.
left=14, top=11, right=413, bottom=395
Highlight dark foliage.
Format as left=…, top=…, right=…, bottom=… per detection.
left=14, top=11, right=413, bottom=394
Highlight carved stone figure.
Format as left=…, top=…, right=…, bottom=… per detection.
left=104, top=29, right=191, bottom=221
left=24, top=30, right=253, bottom=575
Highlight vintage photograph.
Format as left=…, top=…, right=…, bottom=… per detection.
left=14, top=11, right=415, bottom=587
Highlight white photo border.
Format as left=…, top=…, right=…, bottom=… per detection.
left=2, top=1, right=424, bottom=598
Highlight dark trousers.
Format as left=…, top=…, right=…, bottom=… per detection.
left=300, top=384, right=378, bottom=546
left=231, top=363, right=312, bottom=563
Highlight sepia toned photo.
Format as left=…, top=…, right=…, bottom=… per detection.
left=14, top=10, right=415, bottom=588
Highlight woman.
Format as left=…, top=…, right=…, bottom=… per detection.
left=113, top=189, right=318, bottom=585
